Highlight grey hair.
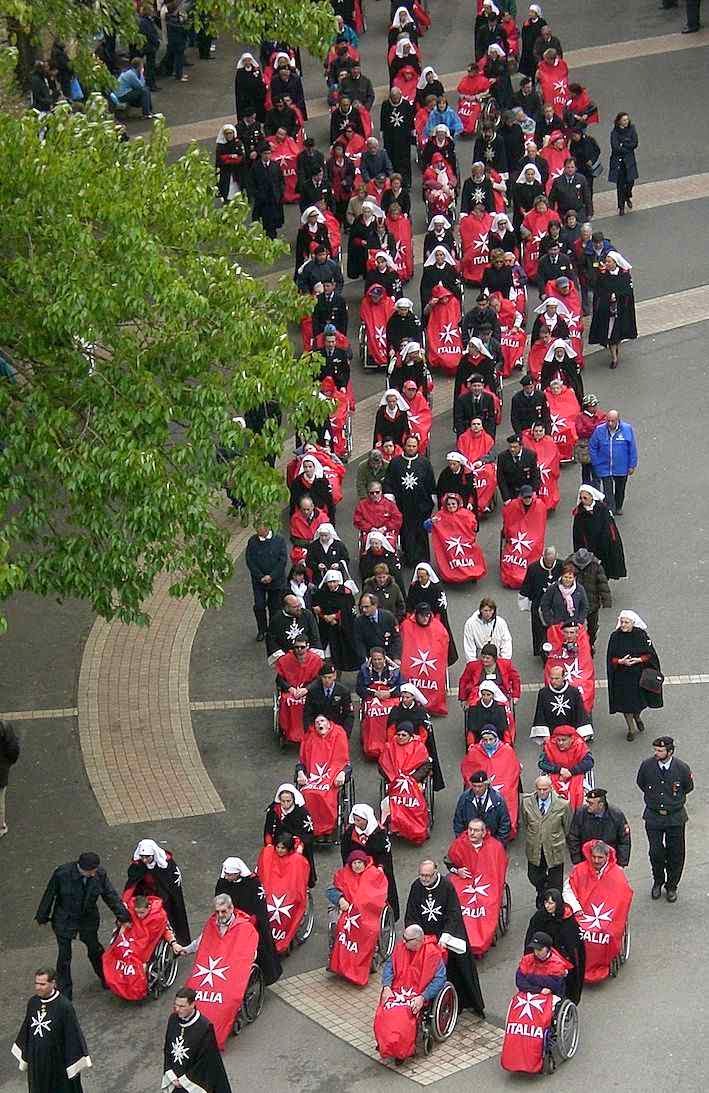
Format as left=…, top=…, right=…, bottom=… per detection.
left=214, top=894, right=233, bottom=910
left=403, top=924, right=424, bottom=941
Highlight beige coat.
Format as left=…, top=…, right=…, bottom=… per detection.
left=521, top=791, right=571, bottom=867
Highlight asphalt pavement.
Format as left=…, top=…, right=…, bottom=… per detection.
left=1, top=1, right=709, bottom=1090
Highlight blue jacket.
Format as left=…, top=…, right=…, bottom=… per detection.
left=425, top=107, right=464, bottom=139
left=588, top=420, right=637, bottom=477
left=453, top=787, right=511, bottom=842
left=116, top=67, right=146, bottom=97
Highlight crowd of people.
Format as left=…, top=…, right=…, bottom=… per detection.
left=15, top=0, right=699, bottom=1088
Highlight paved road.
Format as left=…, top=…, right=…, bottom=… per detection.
left=2, top=1, right=709, bottom=1089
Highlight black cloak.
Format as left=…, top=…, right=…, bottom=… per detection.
left=12, top=991, right=91, bottom=1093
left=310, top=585, right=360, bottom=671
left=383, top=454, right=436, bottom=566
left=606, top=626, right=662, bottom=716
left=163, top=1010, right=232, bottom=1093
left=588, top=270, right=638, bottom=347
left=374, top=407, right=410, bottom=447
left=464, top=700, right=509, bottom=742
left=572, top=502, right=626, bottom=580
left=405, top=876, right=486, bottom=1016
left=436, top=466, right=478, bottom=513
left=420, top=264, right=461, bottom=311
left=264, top=802, right=317, bottom=886
left=341, top=823, right=400, bottom=919
left=405, top=579, right=459, bottom=665
left=525, top=896, right=586, bottom=1004
left=126, top=854, right=191, bottom=946
left=214, top=874, right=282, bottom=985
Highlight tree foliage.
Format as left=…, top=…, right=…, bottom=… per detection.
left=0, top=100, right=328, bottom=624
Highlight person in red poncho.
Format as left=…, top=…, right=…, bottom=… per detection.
left=544, top=619, right=596, bottom=712
left=256, top=831, right=311, bottom=953
left=374, top=925, right=447, bottom=1062
left=296, top=714, right=350, bottom=838
left=327, top=851, right=389, bottom=985
left=103, top=893, right=177, bottom=1001
left=523, top=421, right=561, bottom=511
left=500, top=486, right=548, bottom=590
left=387, top=202, right=415, bottom=282
left=456, top=62, right=492, bottom=135
left=400, top=604, right=450, bottom=716
left=402, top=378, right=433, bottom=454
left=462, top=727, right=522, bottom=837
left=446, top=818, right=509, bottom=956
left=545, top=375, right=580, bottom=463
left=274, top=639, right=322, bottom=743
left=429, top=493, right=487, bottom=582
left=360, top=283, right=395, bottom=369
left=425, top=285, right=463, bottom=374
left=536, top=48, right=570, bottom=114
left=500, top=930, right=574, bottom=1074
left=459, top=641, right=521, bottom=703
left=539, top=725, right=594, bottom=810
left=520, top=194, right=560, bottom=281
left=563, top=840, right=633, bottom=982
left=379, top=721, right=432, bottom=845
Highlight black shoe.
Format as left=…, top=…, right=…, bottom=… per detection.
left=626, top=198, right=632, bottom=209
left=626, top=728, right=635, bottom=741
left=615, top=507, right=623, bottom=515
left=256, top=631, right=266, bottom=642
left=651, top=883, right=663, bottom=900
left=636, top=717, right=645, bottom=732
left=610, top=359, right=618, bottom=369
left=681, top=25, right=699, bottom=32
left=618, top=206, right=625, bottom=216
left=666, top=887, right=678, bottom=902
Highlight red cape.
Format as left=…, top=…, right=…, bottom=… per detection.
left=544, top=622, right=596, bottom=710
left=540, top=143, right=569, bottom=192
left=256, top=844, right=310, bottom=954
left=521, top=208, right=560, bottom=279
left=387, top=214, right=414, bottom=282
left=545, top=386, right=580, bottom=462
left=500, top=497, right=548, bottom=589
left=185, top=911, right=259, bottom=1049
left=447, top=831, right=508, bottom=954
left=431, top=506, right=486, bottom=582
left=360, top=289, right=395, bottom=367
left=267, top=133, right=302, bottom=204
left=537, top=58, right=570, bottom=112
left=542, top=726, right=590, bottom=809
left=456, top=427, right=494, bottom=470
left=360, top=687, right=400, bottom=760
left=374, top=937, right=444, bottom=1060
left=329, top=861, right=389, bottom=985
left=500, top=326, right=526, bottom=377
left=460, top=212, right=492, bottom=284
left=299, top=724, right=350, bottom=835
left=353, top=496, right=402, bottom=536
left=380, top=737, right=431, bottom=844
left=392, top=63, right=420, bottom=103
left=456, top=73, right=490, bottom=134
left=522, top=432, right=560, bottom=511
left=102, top=894, right=169, bottom=1001
left=275, top=650, right=322, bottom=742
left=501, top=991, right=554, bottom=1073
left=461, top=741, right=521, bottom=836
left=400, top=615, right=450, bottom=715
left=458, top=659, right=521, bottom=703
left=569, top=843, right=633, bottom=982
left=404, top=389, right=433, bottom=453
left=427, top=288, right=463, bottom=373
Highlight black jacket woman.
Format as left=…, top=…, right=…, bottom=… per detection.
left=525, top=888, right=585, bottom=1003
left=607, top=610, right=662, bottom=740
left=572, top=486, right=626, bottom=580
left=608, top=112, right=638, bottom=215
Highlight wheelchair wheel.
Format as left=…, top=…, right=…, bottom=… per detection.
left=358, top=323, right=367, bottom=367
left=432, top=982, right=458, bottom=1042
left=294, top=892, right=315, bottom=945
left=424, top=773, right=435, bottom=831
left=554, top=998, right=579, bottom=1060
left=372, top=904, right=396, bottom=970
left=148, top=940, right=179, bottom=999
left=335, top=775, right=355, bottom=844
left=343, top=413, right=353, bottom=463
left=497, top=882, right=511, bottom=938
left=272, top=693, right=285, bottom=750
left=620, top=920, right=631, bottom=964
left=233, top=964, right=265, bottom=1034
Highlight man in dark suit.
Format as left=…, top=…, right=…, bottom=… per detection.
left=35, top=852, right=130, bottom=998
left=453, top=374, right=497, bottom=438
left=548, top=158, right=592, bottom=221
left=303, top=661, right=354, bottom=735
left=353, top=593, right=402, bottom=664
left=497, top=436, right=541, bottom=502
left=251, top=143, right=285, bottom=239
left=536, top=241, right=576, bottom=294
left=636, top=736, right=694, bottom=903
left=312, top=279, right=349, bottom=337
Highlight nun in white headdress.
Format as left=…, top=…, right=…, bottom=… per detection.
left=289, top=453, right=336, bottom=520
left=215, top=857, right=283, bottom=983
left=519, top=4, right=546, bottom=78
left=215, top=123, right=243, bottom=203
left=420, top=244, right=461, bottom=309
left=464, top=680, right=513, bottom=742
left=305, top=523, right=351, bottom=584
left=389, top=682, right=446, bottom=791
left=311, top=568, right=359, bottom=670
left=127, top=839, right=191, bottom=945
left=341, top=804, right=400, bottom=917
left=606, top=610, right=662, bottom=740
left=588, top=250, right=637, bottom=368
left=406, top=561, right=459, bottom=665
left=573, top=486, right=627, bottom=580
left=234, top=51, right=266, bottom=121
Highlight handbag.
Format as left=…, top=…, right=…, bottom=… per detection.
left=639, top=668, right=664, bottom=695
left=69, top=76, right=84, bottom=102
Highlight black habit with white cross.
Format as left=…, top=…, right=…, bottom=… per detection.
left=383, top=454, right=436, bottom=566
left=405, top=876, right=486, bottom=1015
left=532, top=681, right=591, bottom=735
left=12, top=990, right=91, bottom=1092
left=163, top=1009, right=232, bottom=1093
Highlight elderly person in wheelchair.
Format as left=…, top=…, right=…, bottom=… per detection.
left=296, top=714, right=353, bottom=843
left=326, top=850, right=395, bottom=985
left=102, top=892, right=180, bottom=1001
left=501, top=931, right=580, bottom=1075
left=374, top=924, right=458, bottom=1064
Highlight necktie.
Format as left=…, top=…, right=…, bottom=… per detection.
left=540, top=799, right=547, bottom=816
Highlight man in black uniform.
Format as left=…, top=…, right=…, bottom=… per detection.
left=380, top=86, right=414, bottom=186
left=35, top=852, right=130, bottom=999
left=453, top=374, right=497, bottom=438
left=383, top=435, right=436, bottom=565
left=12, top=967, right=92, bottom=1091
left=497, top=435, right=541, bottom=502
left=163, top=987, right=232, bottom=1093
left=636, top=736, right=694, bottom=903
left=567, top=788, right=631, bottom=866
left=531, top=664, right=591, bottom=738
left=353, top=593, right=402, bottom=664
left=303, top=660, right=354, bottom=735
left=266, top=593, right=323, bottom=664
left=510, top=373, right=551, bottom=436
left=520, top=545, right=563, bottom=655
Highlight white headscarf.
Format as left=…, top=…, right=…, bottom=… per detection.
left=216, top=125, right=237, bottom=144
left=492, top=213, right=513, bottom=233
left=316, top=522, right=340, bottom=544
left=395, top=36, right=415, bottom=57
left=274, top=783, right=305, bottom=809
left=446, top=451, right=472, bottom=470
left=616, top=610, right=647, bottom=630
left=478, top=681, right=507, bottom=703
left=391, top=6, right=415, bottom=26
left=467, top=337, right=493, bottom=358
left=380, top=388, right=409, bottom=412
left=577, top=484, right=605, bottom=505
left=428, top=214, right=452, bottom=232
left=424, top=246, right=456, bottom=267
left=365, top=530, right=395, bottom=553
left=401, top=340, right=423, bottom=359
left=220, top=857, right=252, bottom=878
left=534, top=298, right=573, bottom=320
left=417, top=65, right=439, bottom=89
left=412, top=562, right=440, bottom=584
left=237, top=52, right=260, bottom=70
left=487, top=43, right=506, bottom=58
left=434, top=124, right=451, bottom=138
left=374, top=250, right=397, bottom=271
left=133, top=839, right=168, bottom=869
left=272, top=51, right=294, bottom=70
left=300, top=205, right=325, bottom=225
left=319, top=568, right=344, bottom=587
left=399, top=681, right=428, bottom=706
left=544, top=338, right=575, bottom=361
left=298, top=454, right=324, bottom=478
left=606, top=250, right=632, bottom=272
left=529, top=3, right=543, bottom=15
left=348, top=803, right=379, bottom=835
left=395, top=297, right=414, bottom=309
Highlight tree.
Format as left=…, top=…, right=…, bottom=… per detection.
left=0, top=98, right=330, bottom=625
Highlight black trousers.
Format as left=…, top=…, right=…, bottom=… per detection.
left=601, top=474, right=627, bottom=513
left=586, top=609, right=599, bottom=650
left=55, top=928, right=105, bottom=999
left=686, top=0, right=701, bottom=28
left=531, top=606, right=547, bottom=656
left=527, top=852, right=563, bottom=907
left=252, top=581, right=282, bottom=632
left=615, top=164, right=634, bottom=210
left=646, top=823, right=686, bottom=889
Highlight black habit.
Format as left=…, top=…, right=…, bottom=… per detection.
left=12, top=991, right=91, bottom=1093
left=341, top=823, right=400, bottom=919
left=524, top=896, right=585, bottom=1004
left=383, top=454, right=436, bottom=566
left=264, top=802, right=317, bottom=886
left=163, top=1009, right=232, bottom=1093
left=126, top=855, right=191, bottom=946
left=607, top=627, right=662, bottom=716
left=572, top=502, right=626, bottom=580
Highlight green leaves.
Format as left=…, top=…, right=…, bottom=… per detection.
left=0, top=101, right=326, bottom=624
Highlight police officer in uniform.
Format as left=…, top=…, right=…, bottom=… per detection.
left=567, top=787, right=631, bottom=866
left=303, top=660, right=354, bottom=735
left=636, top=736, right=693, bottom=903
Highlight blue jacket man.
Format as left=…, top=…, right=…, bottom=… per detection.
left=588, top=411, right=638, bottom=514
left=453, top=772, right=512, bottom=843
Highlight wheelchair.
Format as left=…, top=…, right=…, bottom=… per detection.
left=327, top=902, right=397, bottom=971
left=232, top=963, right=266, bottom=1035
left=494, top=882, right=512, bottom=944
left=609, top=921, right=631, bottom=978
left=146, top=938, right=181, bottom=999
left=379, top=768, right=435, bottom=834
left=542, top=997, right=580, bottom=1074
left=299, top=769, right=356, bottom=847
left=420, top=981, right=459, bottom=1055
left=294, top=891, right=316, bottom=946
left=272, top=690, right=288, bottom=751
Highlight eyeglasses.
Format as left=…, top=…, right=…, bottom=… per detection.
left=368, top=490, right=381, bottom=496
